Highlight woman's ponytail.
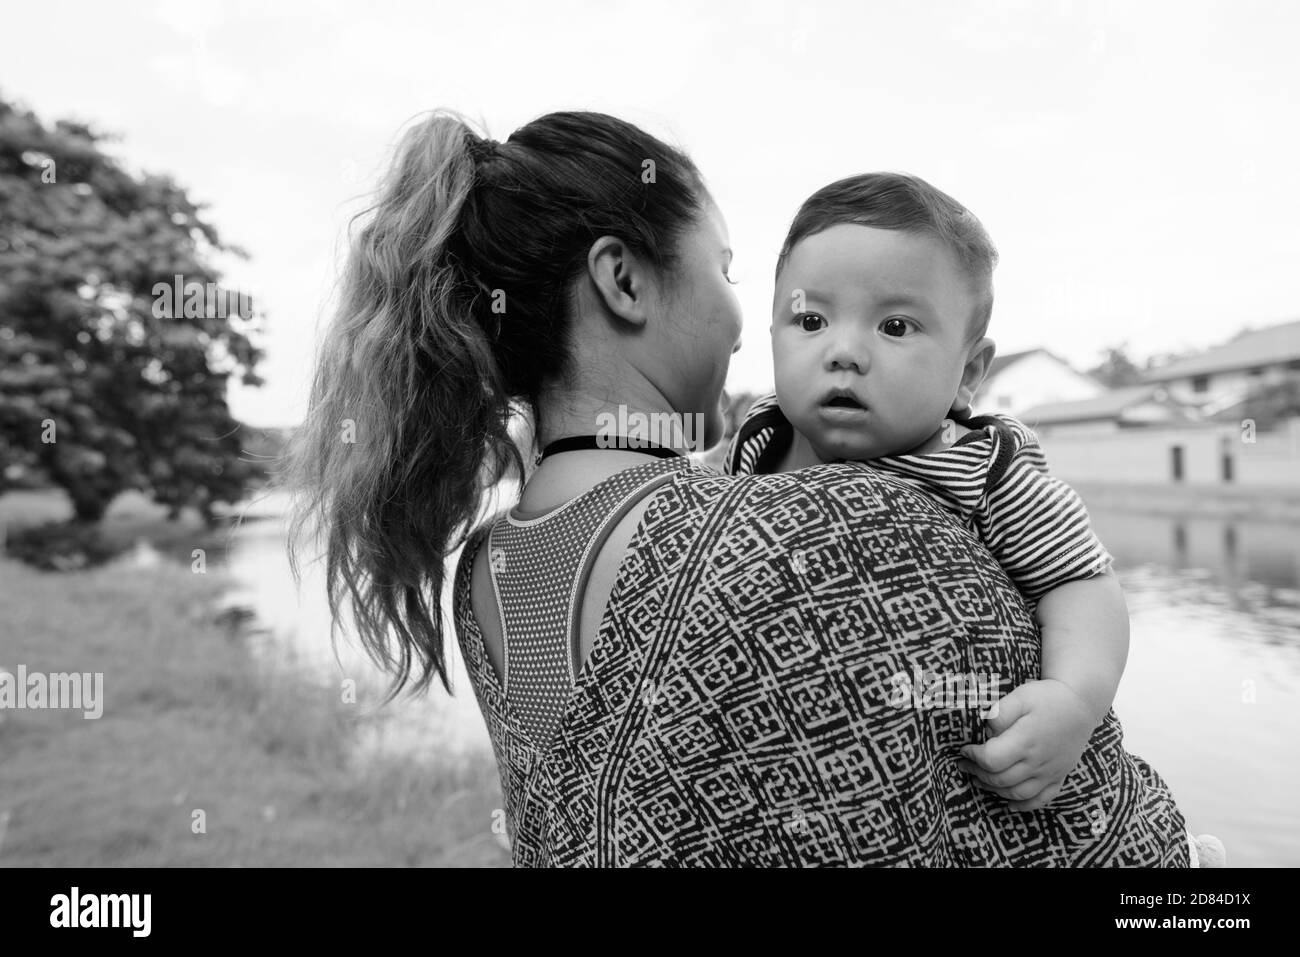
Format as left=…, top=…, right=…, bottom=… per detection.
left=285, top=108, right=705, bottom=699
left=284, top=111, right=520, bottom=699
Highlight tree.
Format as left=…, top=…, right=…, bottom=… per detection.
left=1086, top=344, right=1145, bottom=388
left=0, top=95, right=263, bottom=524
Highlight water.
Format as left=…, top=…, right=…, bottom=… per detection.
left=220, top=492, right=1300, bottom=866
left=1093, top=510, right=1300, bottom=868
left=219, top=490, right=494, bottom=764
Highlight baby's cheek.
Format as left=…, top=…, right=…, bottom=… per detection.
left=896, top=367, right=958, bottom=423
left=771, top=372, right=806, bottom=417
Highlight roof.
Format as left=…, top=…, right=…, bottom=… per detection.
left=1020, top=385, right=1171, bottom=425
left=1203, top=378, right=1300, bottom=425
left=982, top=348, right=1100, bottom=386
left=1142, top=319, right=1300, bottom=382
left=984, top=349, right=1041, bottom=381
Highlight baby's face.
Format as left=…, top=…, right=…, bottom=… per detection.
left=772, top=224, right=981, bottom=462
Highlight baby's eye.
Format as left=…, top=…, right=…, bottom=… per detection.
left=796, top=312, right=826, bottom=332
left=879, top=317, right=913, bottom=338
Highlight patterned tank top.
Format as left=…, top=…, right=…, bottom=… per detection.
left=474, top=457, right=692, bottom=750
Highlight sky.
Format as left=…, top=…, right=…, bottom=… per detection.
left=3, top=0, right=1298, bottom=427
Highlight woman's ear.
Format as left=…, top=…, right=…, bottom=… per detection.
left=954, top=337, right=996, bottom=412
left=585, top=235, right=651, bottom=328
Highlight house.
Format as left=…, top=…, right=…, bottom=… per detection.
left=1002, top=323, right=1300, bottom=492
left=1020, top=385, right=1197, bottom=437
left=1020, top=380, right=1299, bottom=491
left=972, top=349, right=1104, bottom=418
left=1141, top=318, right=1300, bottom=413
left=1030, top=415, right=1300, bottom=489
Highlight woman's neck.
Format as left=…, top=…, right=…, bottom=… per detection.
left=535, top=378, right=691, bottom=450
left=519, top=381, right=689, bottom=514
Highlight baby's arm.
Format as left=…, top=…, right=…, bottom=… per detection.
left=961, top=571, right=1129, bottom=811
left=1037, top=568, right=1129, bottom=726
left=957, top=422, right=1126, bottom=811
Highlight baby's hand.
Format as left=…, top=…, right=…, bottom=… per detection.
left=957, top=679, right=1097, bottom=812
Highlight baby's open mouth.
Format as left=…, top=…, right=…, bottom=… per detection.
left=823, top=395, right=867, bottom=410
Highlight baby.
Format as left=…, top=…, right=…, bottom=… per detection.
left=724, top=172, right=1126, bottom=813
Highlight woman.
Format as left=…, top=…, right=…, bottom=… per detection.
left=286, top=109, right=1191, bottom=866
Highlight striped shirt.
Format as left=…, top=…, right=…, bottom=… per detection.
left=724, top=393, right=1113, bottom=603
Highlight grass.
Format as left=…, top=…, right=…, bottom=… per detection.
left=0, top=489, right=510, bottom=867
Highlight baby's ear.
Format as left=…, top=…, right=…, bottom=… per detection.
left=955, top=337, right=996, bottom=410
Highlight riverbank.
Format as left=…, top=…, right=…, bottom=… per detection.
left=0, top=491, right=510, bottom=867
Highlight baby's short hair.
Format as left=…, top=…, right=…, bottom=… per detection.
left=776, top=172, right=998, bottom=345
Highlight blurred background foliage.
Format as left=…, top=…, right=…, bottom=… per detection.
left=0, top=93, right=280, bottom=538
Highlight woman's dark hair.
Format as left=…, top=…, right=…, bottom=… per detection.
left=776, top=172, right=999, bottom=344
left=283, top=110, right=706, bottom=699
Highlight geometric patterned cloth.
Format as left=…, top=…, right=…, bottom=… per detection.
left=453, top=457, right=1190, bottom=866
left=724, top=393, right=1116, bottom=602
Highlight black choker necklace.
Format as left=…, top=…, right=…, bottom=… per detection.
left=535, top=434, right=686, bottom=465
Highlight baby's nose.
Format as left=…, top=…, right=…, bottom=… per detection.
left=827, top=349, right=869, bottom=373
left=825, top=329, right=870, bottom=372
